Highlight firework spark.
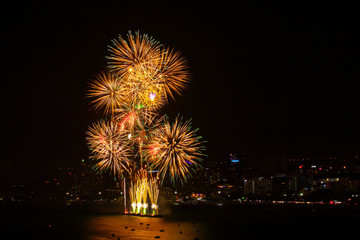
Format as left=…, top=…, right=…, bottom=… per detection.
left=114, top=104, right=158, bottom=134
left=87, top=31, right=205, bottom=215
left=147, top=177, right=160, bottom=215
left=86, top=120, right=132, bottom=179
left=107, top=31, right=161, bottom=78
left=115, top=109, right=163, bottom=166
left=129, top=168, right=149, bottom=214
left=87, top=71, right=129, bottom=115
left=144, top=116, right=205, bottom=184
left=155, top=47, right=190, bottom=101
left=106, top=31, right=189, bottom=109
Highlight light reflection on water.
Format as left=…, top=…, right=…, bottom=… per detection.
left=3, top=202, right=358, bottom=240
left=84, top=214, right=206, bottom=240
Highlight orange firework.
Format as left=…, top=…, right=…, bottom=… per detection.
left=87, top=71, right=129, bottom=115
left=155, top=47, right=190, bottom=101
left=114, top=104, right=155, bottom=133
left=106, top=31, right=189, bottom=109
left=87, top=31, right=205, bottom=215
left=107, top=31, right=161, bottom=78
left=144, top=116, right=205, bottom=184
left=86, top=120, right=132, bottom=179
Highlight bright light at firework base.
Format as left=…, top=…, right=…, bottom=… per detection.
left=137, top=202, right=142, bottom=214
left=142, top=203, right=148, bottom=215
left=131, top=202, right=136, bottom=212
left=129, top=200, right=157, bottom=215
left=151, top=204, right=158, bottom=216
left=129, top=169, right=160, bottom=215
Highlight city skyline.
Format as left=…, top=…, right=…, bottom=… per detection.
left=2, top=3, right=359, bottom=239
left=3, top=150, right=359, bottom=202
left=3, top=2, right=359, bottom=171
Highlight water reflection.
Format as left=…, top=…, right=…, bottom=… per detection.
left=3, top=202, right=358, bottom=240
left=84, top=214, right=206, bottom=240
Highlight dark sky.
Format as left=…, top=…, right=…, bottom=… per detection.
left=2, top=1, right=360, bottom=170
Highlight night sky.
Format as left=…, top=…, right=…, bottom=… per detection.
left=3, top=1, right=360, bottom=171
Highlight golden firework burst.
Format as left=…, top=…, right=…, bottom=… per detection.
left=144, top=116, right=205, bottom=184
left=87, top=71, right=129, bottom=115
left=87, top=31, right=205, bottom=215
left=86, top=120, right=132, bottom=179
left=107, top=31, right=161, bottom=78
left=155, top=47, right=190, bottom=101
left=106, top=31, right=189, bottom=109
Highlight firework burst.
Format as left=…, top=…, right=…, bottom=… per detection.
left=114, top=104, right=158, bottom=134
left=144, top=116, right=205, bottom=184
left=107, top=31, right=161, bottom=78
left=155, top=47, right=189, bottom=101
left=87, top=31, right=205, bottom=215
left=87, top=71, right=129, bottom=115
left=106, top=31, right=189, bottom=108
left=86, top=120, right=132, bottom=179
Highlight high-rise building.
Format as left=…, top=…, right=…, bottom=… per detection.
left=228, top=153, right=243, bottom=185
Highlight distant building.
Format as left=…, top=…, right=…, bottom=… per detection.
left=243, top=177, right=272, bottom=197
left=228, top=153, right=243, bottom=185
